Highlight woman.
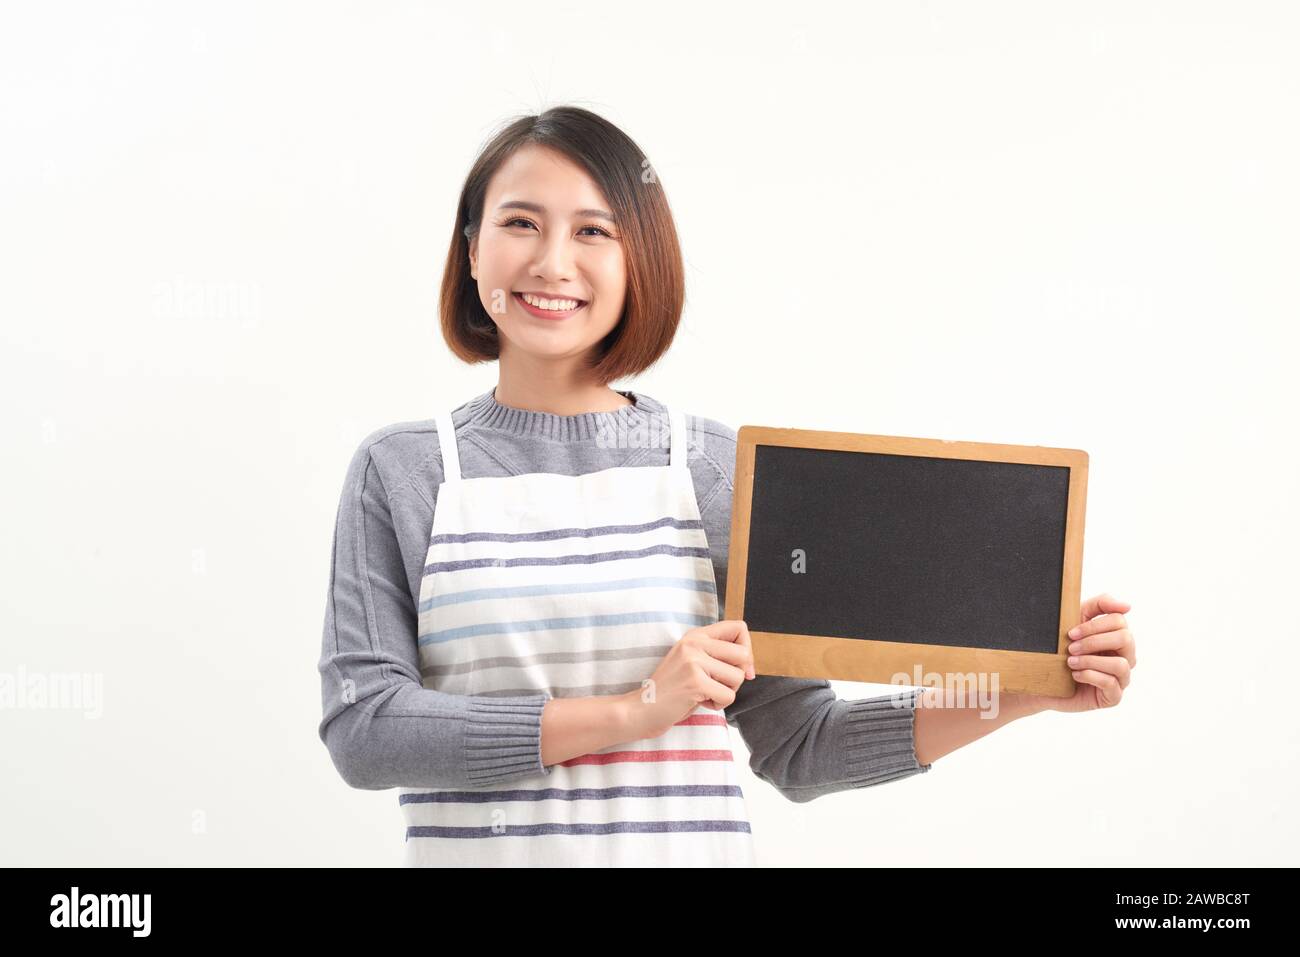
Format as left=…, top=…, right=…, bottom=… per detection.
left=316, top=105, right=1137, bottom=867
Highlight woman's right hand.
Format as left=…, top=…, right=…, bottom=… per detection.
left=621, top=620, right=755, bottom=740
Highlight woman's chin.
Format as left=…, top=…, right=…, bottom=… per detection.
left=499, top=327, right=597, bottom=357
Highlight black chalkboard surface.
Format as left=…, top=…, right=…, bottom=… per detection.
left=727, top=426, right=1088, bottom=697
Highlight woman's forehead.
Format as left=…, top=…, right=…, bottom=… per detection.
left=486, top=145, right=611, bottom=213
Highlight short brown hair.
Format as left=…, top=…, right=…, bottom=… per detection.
left=439, top=106, right=685, bottom=385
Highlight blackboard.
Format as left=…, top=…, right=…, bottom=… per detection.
left=727, top=426, right=1089, bottom=697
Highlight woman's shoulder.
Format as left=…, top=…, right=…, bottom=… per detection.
left=344, top=392, right=483, bottom=477
left=686, top=413, right=737, bottom=486
left=631, top=390, right=737, bottom=476
left=339, top=416, right=442, bottom=498
left=654, top=398, right=735, bottom=485
left=684, top=411, right=736, bottom=444
left=633, top=391, right=732, bottom=437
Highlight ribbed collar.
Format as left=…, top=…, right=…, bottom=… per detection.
left=462, top=386, right=666, bottom=442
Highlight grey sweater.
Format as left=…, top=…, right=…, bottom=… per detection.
left=317, top=387, right=932, bottom=803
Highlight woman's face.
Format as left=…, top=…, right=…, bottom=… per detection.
left=469, top=144, right=626, bottom=366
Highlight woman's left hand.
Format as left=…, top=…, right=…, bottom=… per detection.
left=1022, top=593, right=1136, bottom=715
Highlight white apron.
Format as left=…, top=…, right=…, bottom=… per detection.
left=397, top=403, right=757, bottom=867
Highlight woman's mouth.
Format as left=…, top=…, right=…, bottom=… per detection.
left=513, top=291, right=587, bottom=320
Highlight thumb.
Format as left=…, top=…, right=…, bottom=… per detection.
left=702, top=619, right=750, bottom=643
left=1080, top=592, right=1132, bottom=622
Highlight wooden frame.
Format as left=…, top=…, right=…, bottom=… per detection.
left=726, top=426, right=1089, bottom=698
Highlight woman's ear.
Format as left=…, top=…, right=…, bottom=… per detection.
left=468, top=237, right=477, bottom=280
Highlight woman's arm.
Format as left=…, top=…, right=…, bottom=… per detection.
left=912, top=593, right=1137, bottom=764
left=317, top=435, right=557, bottom=789
left=320, top=430, right=662, bottom=789
left=725, top=677, right=931, bottom=802
left=911, top=689, right=1042, bottom=766
left=540, top=694, right=644, bottom=766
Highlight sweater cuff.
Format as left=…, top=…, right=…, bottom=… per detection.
left=838, top=688, right=932, bottom=785
left=464, top=693, right=553, bottom=785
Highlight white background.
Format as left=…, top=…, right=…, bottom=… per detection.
left=2, top=0, right=1296, bottom=866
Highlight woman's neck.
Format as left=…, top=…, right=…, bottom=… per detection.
left=492, top=374, right=633, bottom=416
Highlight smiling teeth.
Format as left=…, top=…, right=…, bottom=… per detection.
left=520, top=293, right=582, bottom=311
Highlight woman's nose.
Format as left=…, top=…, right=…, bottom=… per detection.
left=530, top=233, right=578, bottom=280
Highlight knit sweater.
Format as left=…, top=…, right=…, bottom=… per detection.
left=317, top=387, right=932, bottom=803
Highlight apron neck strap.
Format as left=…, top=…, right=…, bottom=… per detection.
left=435, top=409, right=461, bottom=482
left=668, top=408, right=687, bottom=469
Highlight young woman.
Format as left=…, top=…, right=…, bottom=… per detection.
left=317, top=105, right=1138, bottom=867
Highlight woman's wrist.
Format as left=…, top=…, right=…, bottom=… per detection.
left=611, top=688, right=652, bottom=742
left=1003, top=691, right=1053, bottom=719
left=541, top=692, right=652, bottom=767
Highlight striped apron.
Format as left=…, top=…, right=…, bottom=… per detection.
left=397, top=404, right=757, bottom=867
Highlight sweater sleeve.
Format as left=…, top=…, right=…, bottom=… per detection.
left=693, top=419, right=933, bottom=803
left=316, top=435, right=552, bottom=791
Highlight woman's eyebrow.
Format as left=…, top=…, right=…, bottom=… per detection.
left=496, top=200, right=615, bottom=222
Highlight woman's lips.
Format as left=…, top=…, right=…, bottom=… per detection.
left=513, top=291, right=586, bottom=320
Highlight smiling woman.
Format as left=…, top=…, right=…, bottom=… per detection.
left=318, top=105, right=936, bottom=869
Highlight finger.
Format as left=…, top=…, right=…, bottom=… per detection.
left=700, top=654, right=747, bottom=692
left=1067, top=653, right=1131, bottom=689
left=1109, top=628, right=1137, bottom=670
left=702, top=635, right=755, bottom=679
left=1079, top=593, right=1132, bottom=623
left=1067, top=627, right=1132, bottom=657
left=701, top=619, right=750, bottom=644
left=701, top=620, right=754, bottom=678
left=1067, top=630, right=1136, bottom=672
left=1069, top=612, right=1127, bottom=641
left=698, top=673, right=738, bottom=713
left=736, top=621, right=754, bottom=679
left=1070, top=668, right=1123, bottom=706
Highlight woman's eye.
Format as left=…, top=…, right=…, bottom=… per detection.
left=502, top=217, right=613, bottom=239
